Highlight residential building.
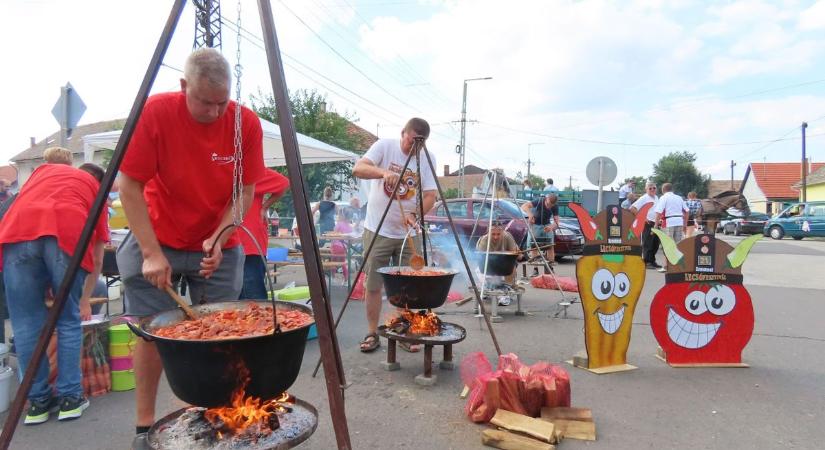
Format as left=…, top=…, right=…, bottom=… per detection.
left=792, top=165, right=825, bottom=202
left=741, top=162, right=825, bottom=214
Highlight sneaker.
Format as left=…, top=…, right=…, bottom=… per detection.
left=645, top=263, right=659, bottom=270
left=57, top=396, right=90, bottom=421
left=657, top=267, right=667, bottom=273
left=532, top=268, right=540, bottom=277
left=25, top=397, right=59, bottom=425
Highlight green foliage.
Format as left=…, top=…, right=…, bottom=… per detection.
left=650, top=151, right=709, bottom=197
left=442, top=188, right=461, bottom=199
left=617, top=175, right=648, bottom=194
left=250, top=89, right=365, bottom=217
left=514, top=171, right=546, bottom=190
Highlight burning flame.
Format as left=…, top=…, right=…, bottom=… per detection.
left=386, top=308, right=441, bottom=336
left=203, top=364, right=293, bottom=437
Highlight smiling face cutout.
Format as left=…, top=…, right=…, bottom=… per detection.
left=650, top=231, right=759, bottom=365
left=570, top=203, right=650, bottom=369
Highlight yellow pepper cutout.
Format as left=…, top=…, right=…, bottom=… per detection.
left=569, top=202, right=652, bottom=369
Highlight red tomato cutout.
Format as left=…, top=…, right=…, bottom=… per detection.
left=650, top=282, right=754, bottom=365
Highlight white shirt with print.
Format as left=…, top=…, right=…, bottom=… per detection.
left=362, top=139, right=437, bottom=239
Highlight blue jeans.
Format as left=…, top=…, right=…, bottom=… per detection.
left=239, top=255, right=269, bottom=300
left=3, top=237, right=87, bottom=402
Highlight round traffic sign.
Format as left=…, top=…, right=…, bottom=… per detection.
left=585, top=156, right=617, bottom=186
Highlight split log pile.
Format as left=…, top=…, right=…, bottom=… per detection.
left=481, top=407, right=596, bottom=450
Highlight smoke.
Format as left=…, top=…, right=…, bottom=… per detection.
left=425, top=229, right=485, bottom=290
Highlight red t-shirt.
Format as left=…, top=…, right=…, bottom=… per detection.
left=239, top=169, right=290, bottom=256
left=121, top=91, right=266, bottom=251
left=0, top=164, right=110, bottom=273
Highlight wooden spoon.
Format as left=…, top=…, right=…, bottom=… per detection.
left=164, top=286, right=199, bottom=320
left=396, top=198, right=425, bottom=270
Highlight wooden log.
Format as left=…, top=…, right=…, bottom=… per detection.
left=481, top=429, right=555, bottom=450
left=490, top=409, right=555, bottom=444
left=545, top=419, right=596, bottom=441
left=540, top=406, right=593, bottom=422
left=460, top=385, right=470, bottom=399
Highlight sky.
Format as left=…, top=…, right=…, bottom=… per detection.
left=3, top=0, right=825, bottom=190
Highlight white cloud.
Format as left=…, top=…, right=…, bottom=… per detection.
left=798, top=0, right=825, bottom=30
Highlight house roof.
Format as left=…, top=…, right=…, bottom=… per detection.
left=437, top=173, right=486, bottom=195
left=11, top=119, right=126, bottom=162
left=745, top=162, right=825, bottom=199
left=0, top=165, right=18, bottom=184
left=708, top=180, right=742, bottom=198
left=345, top=122, right=378, bottom=150
left=448, top=164, right=486, bottom=176
left=793, top=164, right=825, bottom=188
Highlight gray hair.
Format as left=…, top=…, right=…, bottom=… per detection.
left=645, top=181, right=656, bottom=189
left=184, top=48, right=230, bottom=88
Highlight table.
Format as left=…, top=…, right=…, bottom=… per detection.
left=320, top=233, right=363, bottom=290
left=269, top=260, right=346, bottom=287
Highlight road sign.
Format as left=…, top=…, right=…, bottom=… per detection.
left=51, top=82, right=86, bottom=139
left=586, top=156, right=617, bottom=211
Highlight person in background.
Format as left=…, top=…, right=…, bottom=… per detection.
left=521, top=192, right=560, bottom=273
left=0, top=179, right=11, bottom=204
left=117, top=48, right=265, bottom=435
left=618, top=179, right=636, bottom=204
left=543, top=178, right=559, bottom=193
left=238, top=169, right=289, bottom=300
left=621, top=192, right=637, bottom=210
left=312, top=187, right=336, bottom=236
left=0, top=162, right=109, bottom=424
left=476, top=221, right=522, bottom=286
left=522, top=179, right=532, bottom=194
left=631, top=182, right=662, bottom=271
left=352, top=117, right=437, bottom=354
left=348, top=197, right=362, bottom=225
left=43, top=146, right=73, bottom=165
left=654, top=183, right=688, bottom=250
left=685, top=191, right=702, bottom=237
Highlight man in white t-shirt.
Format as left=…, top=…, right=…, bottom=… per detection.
left=352, top=118, right=437, bottom=353
left=618, top=179, right=635, bottom=204
left=631, top=181, right=662, bottom=270
left=654, top=183, right=688, bottom=244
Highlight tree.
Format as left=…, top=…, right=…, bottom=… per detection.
left=250, top=89, right=366, bottom=218
left=650, top=151, right=709, bottom=197
left=514, top=171, right=546, bottom=190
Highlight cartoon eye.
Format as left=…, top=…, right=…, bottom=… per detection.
left=405, top=177, right=416, bottom=187
left=684, top=291, right=707, bottom=316
left=591, top=269, right=614, bottom=301
left=396, top=184, right=408, bottom=196
left=613, top=273, right=630, bottom=298
left=705, top=285, right=736, bottom=316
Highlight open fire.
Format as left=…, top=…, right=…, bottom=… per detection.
left=386, top=308, right=442, bottom=336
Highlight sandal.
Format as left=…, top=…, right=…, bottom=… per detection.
left=359, top=333, right=380, bottom=353
left=398, top=341, right=420, bottom=353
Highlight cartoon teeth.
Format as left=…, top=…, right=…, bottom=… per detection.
left=596, top=305, right=626, bottom=334
left=667, top=308, right=721, bottom=349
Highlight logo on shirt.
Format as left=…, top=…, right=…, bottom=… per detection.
left=382, top=163, right=418, bottom=200
left=211, top=153, right=235, bottom=165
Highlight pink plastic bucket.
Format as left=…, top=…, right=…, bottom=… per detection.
left=110, top=356, right=133, bottom=371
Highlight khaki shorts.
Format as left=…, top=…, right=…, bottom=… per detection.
left=362, top=228, right=422, bottom=291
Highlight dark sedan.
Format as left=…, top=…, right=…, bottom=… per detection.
left=424, top=198, right=584, bottom=260
left=723, top=212, right=770, bottom=235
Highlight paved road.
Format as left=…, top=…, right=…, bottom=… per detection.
left=2, top=234, right=824, bottom=449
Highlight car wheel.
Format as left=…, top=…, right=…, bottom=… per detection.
left=733, top=225, right=741, bottom=236
left=793, top=236, right=804, bottom=241
left=769, top=225, right=784, bottom=240
left=554, top=255, right=564, bottom=262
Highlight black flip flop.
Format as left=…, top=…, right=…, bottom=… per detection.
left=360, top=333, right=380, bottom=353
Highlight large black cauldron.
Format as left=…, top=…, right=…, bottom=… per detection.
left=378, top=266, right=458, bottom=309
left=127, top=301, right=313, bottom=408
left=477, top=251, right=520, bottom=276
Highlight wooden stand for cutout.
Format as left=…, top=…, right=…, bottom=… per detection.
left=481, top=429, right=555, bottom=450
left=566, top=351, right=637, bottom=374
left=654, top=347, right=749, bottom=368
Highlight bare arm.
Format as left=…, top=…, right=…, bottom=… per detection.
left=120, top=173, right=170, bottom=289
left=354, top=157, right=402, bottom=194
left=520, top=201, right=535, bottom=223
left=261, top=193, right=281, bottom=221
left=79, top=240, right=104, bottom=320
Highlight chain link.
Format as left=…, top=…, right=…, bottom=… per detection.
left=231, top=0, right=244, bottom=226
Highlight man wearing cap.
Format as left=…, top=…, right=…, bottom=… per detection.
left=631, top=182, right=663, bottom=271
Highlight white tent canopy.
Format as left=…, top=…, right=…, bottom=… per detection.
left=81, top=117, right=359, bottom=166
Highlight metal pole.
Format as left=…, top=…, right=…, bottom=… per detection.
left=596, top=158, right=604, bottom=211
left=481, top=171, right=497, bottom=319
left=458, top=81, right=468, bottom=197
left=0, top=2, right=188, bottom=448
left=802, top=122, right=808, bottom=202
left=257, top=1, right=351, bottom=448
left=730, top=160, right=736, bottom=190
left=59, top=85, right=69, bottom=147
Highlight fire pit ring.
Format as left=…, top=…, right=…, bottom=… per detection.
left=377, top=322, right=466, bottom=386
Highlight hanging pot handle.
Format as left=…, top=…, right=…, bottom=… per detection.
left=127, top=321, right=154, bottom=342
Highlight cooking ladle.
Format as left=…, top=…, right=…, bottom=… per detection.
left=164, top=285, right=199, bottom=320
left=396, top=197, right=425, bottom=270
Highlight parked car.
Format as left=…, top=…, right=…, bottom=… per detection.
left=425, top=198, right=584, bottom=260
left=763, top=201, right=825, bottom=240
left=722, top=212, right=770, bottom=236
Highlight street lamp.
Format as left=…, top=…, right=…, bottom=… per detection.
left=526, top=142, right=544, bottom=181
left=458, top=76, right=492, bottom=196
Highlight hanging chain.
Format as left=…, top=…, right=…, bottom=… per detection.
left=230, top=0, right=244, bottom=226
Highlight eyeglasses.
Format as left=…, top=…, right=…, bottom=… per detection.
left=647, top=187, right=656, bottom=190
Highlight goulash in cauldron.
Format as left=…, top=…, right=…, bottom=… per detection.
left=153, top=303, right=313, bottom=340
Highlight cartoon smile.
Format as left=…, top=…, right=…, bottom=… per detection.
left=596, top=305, right=626, bottom=334
left=667, top=307, right=721, bottom=349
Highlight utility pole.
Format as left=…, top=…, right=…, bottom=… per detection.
left=730, top=160, right=736, bottom=190
left=802, top=122, right=808, bottom=202
left=458, top=76, right=492, bottom=196
left=527, top=142, right=544, bottom=182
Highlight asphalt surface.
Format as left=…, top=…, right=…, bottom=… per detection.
left=1, top=235, right=824, bottom=449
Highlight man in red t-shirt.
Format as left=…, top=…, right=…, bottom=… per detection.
left=238, top=169, right=289, bottom=299
left=117, top=48, right=265, bottom=434
left=0, top=161, right=109, bottom=424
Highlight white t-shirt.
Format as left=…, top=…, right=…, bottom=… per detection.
left=619, top=184, right=634, bottom=199
left=362, top=139, right=437, bottom=239
left=654, top=192, right=687, bottom=227
left=631, top=193, right=658, bottom=222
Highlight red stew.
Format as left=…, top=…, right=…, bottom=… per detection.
left=153, top=303, right=313, bottom=340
